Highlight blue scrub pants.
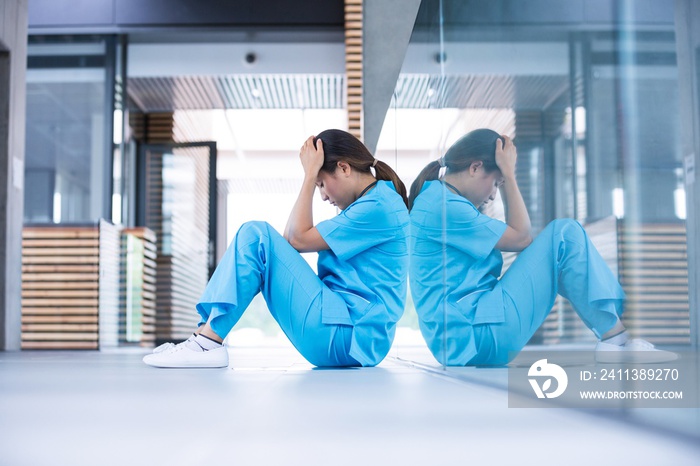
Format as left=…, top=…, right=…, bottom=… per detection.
left=196, top=221, right=360, bottom=367
left=469, top=219, right=625, bottom=365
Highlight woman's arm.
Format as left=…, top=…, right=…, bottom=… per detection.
left=283, top=136, right=330, bottom=252
left=494, top=136, right=533, bottom=252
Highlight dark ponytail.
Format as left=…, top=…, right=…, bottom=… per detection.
left=373, top=160, right=408, bottom=208
left=314, top=129, right=409, bottom=208
left=408, top=128, right=503, bottom=211
left=408, top=161, right=441, bottom=211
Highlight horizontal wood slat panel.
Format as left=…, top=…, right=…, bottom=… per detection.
left=22, top=316, right=99, bottom=324
left=22, top=282, right=99, bottom=291
left=22, top=290, right=98, bottom=298
left=22, top=256, right=100, bottom=265
left=345, top=0, right=362, bottom=140
left=22, top=273, right=100, bottom=282
left=22, top=341, right=98, bottom=349
left=618, top=222, right=689, bottom=345
left=22, top=307, right=99, bottom=315
left=22, top=332, right=99, bottom=341
left=22, top=247, right=99, bottom=256
left=23, top=229, right=99, bottom=239
left=22, top=265, right=100, bottom=273
left=21, top=224, right=158, bottom=349
left=23, top=298, right=98, bottom=307
left=23, top=239, right=100, bottom=247
left=23, top=324, right=99, bottom=332
left=22, top=225, right=104, bottom=349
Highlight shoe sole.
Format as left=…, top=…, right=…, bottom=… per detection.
left=595, top=351, right=678, bottom=364
left=143, top=360, right=229, bottom=368
left=143, top=350, right=229, bottom=368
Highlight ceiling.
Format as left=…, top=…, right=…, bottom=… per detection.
left=127, top=73, right=570, bottom=112
left=128, top=74, right=345, bottom=111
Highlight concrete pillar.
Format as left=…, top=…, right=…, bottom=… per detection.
left=675, top=0, right=700, bottom=348
left=362, top=0, right=421, bottom=153
left=0, top=0, right=28, bottom=351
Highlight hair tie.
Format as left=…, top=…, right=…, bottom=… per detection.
left=437, top=156, right=447, bottom=179
left=372, top=158, right=378, bottom=168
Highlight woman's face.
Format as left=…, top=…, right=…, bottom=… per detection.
left=316, top=166, right=355, bottom=210
left=462, top=164, right=504, bottom=209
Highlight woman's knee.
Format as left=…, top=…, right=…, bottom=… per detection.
left=236, top=220, right=272, bottom=242
left=546, top=218, right=581, bottom=231
left=546, top=218, right=586, bottom=241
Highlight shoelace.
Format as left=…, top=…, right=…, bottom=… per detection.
left=153, top=334, right=198, bottom=353
left=626, top=338, right=655, bottom=349
left=153, top=342, right=175, bottom=353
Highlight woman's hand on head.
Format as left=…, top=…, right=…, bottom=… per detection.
left=300, top=136, right=325, bottom=179
left=495, top=135, right=517, bottom=178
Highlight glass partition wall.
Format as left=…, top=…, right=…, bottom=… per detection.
left=24, top=36, right=117, bottom=225
left=386, top=0, right=693, bottom=370
left=383, top=0, right=697, bottom=437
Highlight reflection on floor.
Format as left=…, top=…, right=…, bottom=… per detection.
left=1, top=345, right=699, bottom=466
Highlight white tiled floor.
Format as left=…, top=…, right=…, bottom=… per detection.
left=1, top=346, right=699, bottom=466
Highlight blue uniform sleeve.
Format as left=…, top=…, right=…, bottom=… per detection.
left=444, top=197, right=506, bottom=259
left=316, top=197, right=398, bottom=261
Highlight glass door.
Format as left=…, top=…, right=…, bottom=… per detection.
left=137, top=142, right=217, bottom=343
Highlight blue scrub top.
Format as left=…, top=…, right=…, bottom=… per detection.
left=316, top=180, right=409, bottom=366
left=410, top=180, right=507, bottom=363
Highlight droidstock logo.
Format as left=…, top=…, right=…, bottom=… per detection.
left=528, top=359, right=568, bottom=399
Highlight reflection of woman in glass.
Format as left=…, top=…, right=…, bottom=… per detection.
left=409, top=128, right=676, bottom=365
left=145, top=129, right=410, bottom=368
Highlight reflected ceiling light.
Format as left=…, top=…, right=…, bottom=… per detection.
left=53, top=192, right=62, bottom=224
left=674, top=188, right=686, bottom=220
left=251, top=88, right=261, bottom=98
left=112, top=194, right=122, bottom=225
left=113, top=109, right=123, bottom=145
left=612, top=188, right=625, bottom=219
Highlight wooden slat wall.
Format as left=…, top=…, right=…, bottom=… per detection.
left=345, top=0, right=362, bottom=140
left=21, top=226, right=102, bottom=349
left=129, top=112, right=174, bottom=144
left=146, top=146, right=210, bottom=343
left=120, top=227, right=157, bottom=346
left=618, top=222, right=689, bottom=344
left=21, top=223, right=164, bottom=349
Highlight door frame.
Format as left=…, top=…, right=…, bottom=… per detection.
left=136, top=141, right=218, bottom=278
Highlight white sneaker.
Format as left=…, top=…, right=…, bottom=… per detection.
left=143, top=341, right=229, bottom=368
left=595, top=338, right=678, bottom=363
